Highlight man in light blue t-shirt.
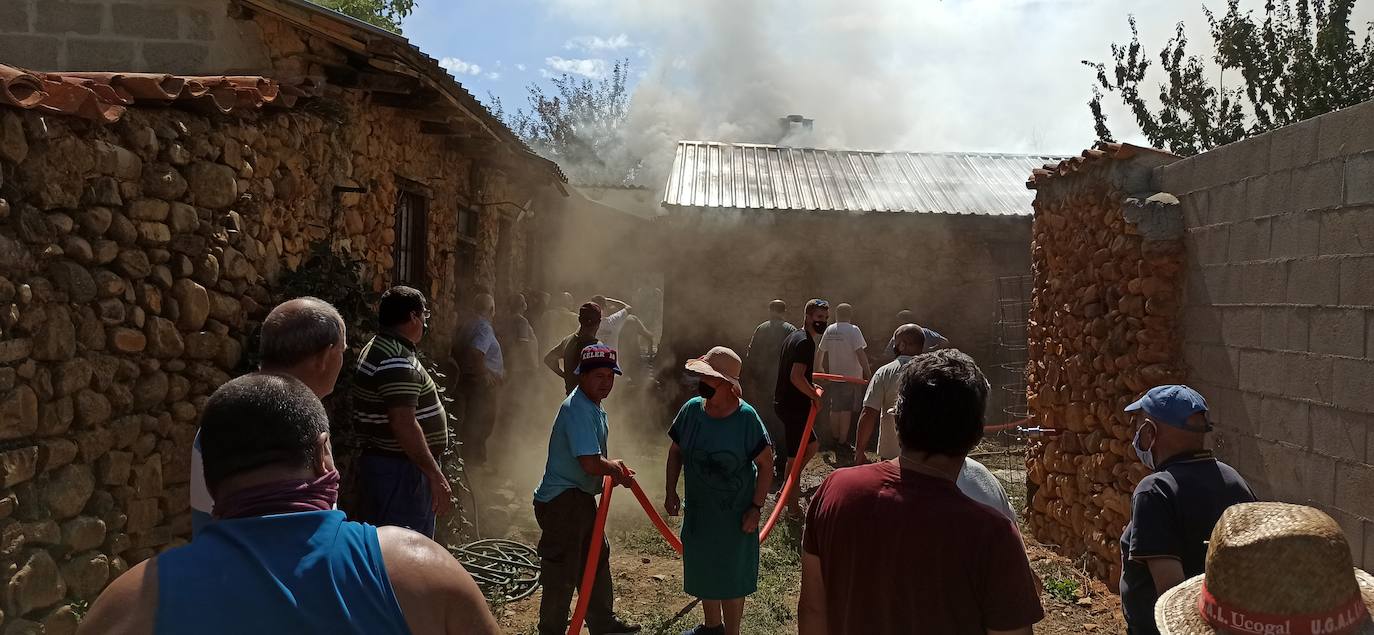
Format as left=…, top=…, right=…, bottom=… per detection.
left=531, top=343, right=640, bottom=635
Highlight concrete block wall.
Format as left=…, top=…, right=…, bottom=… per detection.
left=0, top=0, right=270, bottom=74
left=1156, top=99, right=1374, bottom=567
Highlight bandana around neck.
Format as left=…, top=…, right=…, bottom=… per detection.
left=212, top=470, right=341, bottom=520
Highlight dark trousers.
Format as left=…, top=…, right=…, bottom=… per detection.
left=352, top=453, right=436, bottom=538
left=535, top=489, right=615, bottom=635
left=457, top=378, right=497, bottom=463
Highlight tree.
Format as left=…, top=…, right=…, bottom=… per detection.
left=490, top=59, right=642, bottom=185
left=1085, top=0, right=1374, bottom=156
left=307, top=0, right=415, bottom=33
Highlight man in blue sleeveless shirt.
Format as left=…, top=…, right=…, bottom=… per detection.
left=80, top=373, right=499, bottom=635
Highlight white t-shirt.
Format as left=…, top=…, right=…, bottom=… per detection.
left=959, top=458, right=1018, bottom=524
left=863, top=355, right=911, bottom=460
left=819, top=321, right=867, bottom=377
left=599, top=308, right=629, bottom=351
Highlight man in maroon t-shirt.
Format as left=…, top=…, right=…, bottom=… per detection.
left=798, top=349, right=1044, bottom=635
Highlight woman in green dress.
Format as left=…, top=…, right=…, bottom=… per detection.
left=665, top=346, right=774, bottom=635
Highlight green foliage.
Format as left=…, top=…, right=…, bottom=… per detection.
left=489, top=59, right=642, bottom=185
left=306, top=0, right=415, bottom=33
left=1085, top=0, right=1374, bottom=156
left=1043, top=574, right=1082, bottom=604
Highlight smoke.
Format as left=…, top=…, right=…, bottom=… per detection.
left=544, top=0, right=1374, bottom=188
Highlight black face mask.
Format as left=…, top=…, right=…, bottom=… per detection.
left=697, top=381, right=717, bottom=399
left=811, top=320, right=828, bottom=334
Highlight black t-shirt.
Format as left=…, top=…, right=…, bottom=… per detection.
left=558, top=333, right=600, bottom=394
left=1118, top=451, right=1256, bottom=635
left=773, top=329, right=816, bottom=415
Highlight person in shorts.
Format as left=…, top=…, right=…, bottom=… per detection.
left=817, top=303, right=870, bottom=456
left=772, top=298, right=828, bottom=515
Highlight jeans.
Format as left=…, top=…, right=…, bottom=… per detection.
left=535, top=489, right=616, bottom=635
left=352, top=452, right=436, bottom=538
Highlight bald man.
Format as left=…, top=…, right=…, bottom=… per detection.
left=190, top=297, right=348, bottom=537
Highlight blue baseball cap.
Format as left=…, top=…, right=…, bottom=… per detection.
left=575, top=343, right=622, bottom=375
left=1125, top=385, right=1212, bottom=431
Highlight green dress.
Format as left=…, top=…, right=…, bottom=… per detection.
left=670, top=397, right=770, bottom=600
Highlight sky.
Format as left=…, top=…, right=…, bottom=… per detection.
left=400, top=0, right=1374, bottom=172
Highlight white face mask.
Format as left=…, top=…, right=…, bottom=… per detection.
left=1132, top=422, right=1157, bottom=470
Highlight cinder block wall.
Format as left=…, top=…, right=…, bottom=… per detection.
left=1156, top=100, right=1374, bottom=567
left=0, top=0, right=270, bottom=74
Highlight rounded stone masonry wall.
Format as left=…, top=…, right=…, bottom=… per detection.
left=1024, top=161, right=1188, bottom=583
left=0, top=91, right=502, bottom=631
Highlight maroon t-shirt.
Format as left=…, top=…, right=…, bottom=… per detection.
left=802, top=462, right=1044, bottom=634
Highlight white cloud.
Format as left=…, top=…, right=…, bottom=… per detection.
left=544, top=56, right=609, bottom=79
left=486, top=71, right=502, bottom=80
left=515, top=63, right=527, bottom=71
left=565, top=33, right=633, bottom=52
left=438, top=57, right=482, bottom=76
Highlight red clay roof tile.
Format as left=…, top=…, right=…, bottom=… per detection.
left=0, top=64, right=319, bottom=124
left=1026, top=141, right=1179, bottom=190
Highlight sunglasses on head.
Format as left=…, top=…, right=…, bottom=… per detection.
left=812, top=300, right=830, bottom=308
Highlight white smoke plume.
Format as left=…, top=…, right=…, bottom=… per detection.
left=543, top=0, right=1374, bottom=188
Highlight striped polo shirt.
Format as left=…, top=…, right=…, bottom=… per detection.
left=351, top=331, right=448, bottom=456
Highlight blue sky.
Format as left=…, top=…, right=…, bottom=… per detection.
left=400, top=1, right=644, bottom=117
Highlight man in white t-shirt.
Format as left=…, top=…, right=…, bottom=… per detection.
left=817, top=303, right=870, bottom=455
left=857, top=325, right=1017, bottom=522
left=590, top=294, right=633, bottom=351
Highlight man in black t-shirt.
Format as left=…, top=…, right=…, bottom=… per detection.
left=543, top=302, right=603, bottom=395
left=773, top=298, right=829, bottom=515
left=1118, top=384, right=1256, bottom=635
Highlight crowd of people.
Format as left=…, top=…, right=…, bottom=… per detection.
left=76, top=290, right=1374, bottom=635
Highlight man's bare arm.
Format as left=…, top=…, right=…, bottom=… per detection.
left=855, top=348, right=871, bottom=379
left=798, top=552, right=828, bottom=635
left=543, top=343, right=565, bottom=377
left=379, top=526, right=501, bottom=635
left=854, top=407, right=880, bottom=464
left=77, top=559, right=158, bottom=635
left=1145, top=556, right=1187, bottom=595
left=790, top=362, right=820, bottom=401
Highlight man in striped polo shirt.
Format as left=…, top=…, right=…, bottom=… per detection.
left=351, top=286, right=452, bottom=538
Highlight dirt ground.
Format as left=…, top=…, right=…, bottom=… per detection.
left=472, top=447, right=1126, bottom=635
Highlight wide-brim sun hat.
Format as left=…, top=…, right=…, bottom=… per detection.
left=1156, top=502, right=1374, bottom=634
left=684, top=346, right=743, bottom=396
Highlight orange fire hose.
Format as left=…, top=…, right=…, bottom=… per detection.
left=628, top=477, right=683, bottom=554
left=758, top=387, right=823, bottom=543
left=565, top=374, right=857, bottom=632
left=566, top=476, right=614, bottom=635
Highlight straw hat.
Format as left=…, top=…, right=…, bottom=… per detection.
left=684, top=346, right=743, bottom=396
left=1156, top=502, right=1374, bottom=635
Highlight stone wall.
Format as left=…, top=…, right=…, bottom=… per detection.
left=0, top=0, right=272, bottom=75
left=658, top=210, right=1031, bottom=420
left=1024, top=149, right=1187, bottom=582
left=1156, top=99, right=1374, bottom=567
left=0, top=89, right=536, bottom=631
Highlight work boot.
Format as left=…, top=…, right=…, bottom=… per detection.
left=681, top=624, right=725, bottom=635
left=592, top=616, right=642, bottom=635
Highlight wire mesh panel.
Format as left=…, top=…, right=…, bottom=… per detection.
left=978, top=274, right=1035, bottom=519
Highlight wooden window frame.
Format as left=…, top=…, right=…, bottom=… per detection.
left=393, top=179, right=430, bottom=287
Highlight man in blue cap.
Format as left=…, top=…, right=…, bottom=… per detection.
left=532, top=343, right=641, bottom=635
left=1118, top=385, right=1257, bottom=635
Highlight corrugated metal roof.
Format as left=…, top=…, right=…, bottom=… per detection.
left=662, top=141, right=1064, bottom=216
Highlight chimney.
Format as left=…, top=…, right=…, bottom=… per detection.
left=777, top=114, right=814, bottom=144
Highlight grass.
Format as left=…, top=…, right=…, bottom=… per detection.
left=1043, top=574, right=1082, bottom=604
left=598, top=520, right=803, bottom=635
